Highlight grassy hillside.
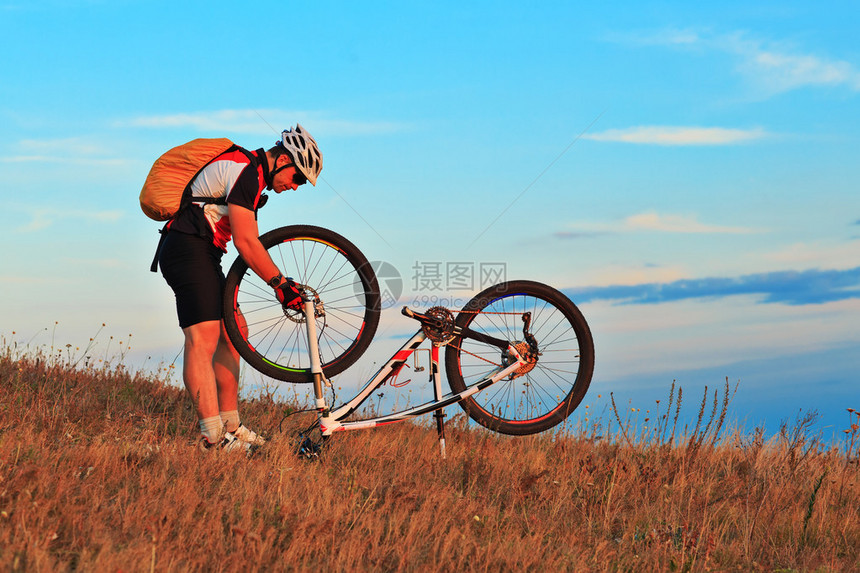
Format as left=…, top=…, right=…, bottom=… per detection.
left=1, top=343, right=858, bottom=572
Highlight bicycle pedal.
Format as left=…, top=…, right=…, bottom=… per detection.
left=295, top=435, right=323, bottom=460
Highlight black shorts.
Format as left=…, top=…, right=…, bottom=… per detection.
left=158, top=231, right=226, bottom=329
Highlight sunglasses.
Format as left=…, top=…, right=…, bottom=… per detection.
left=271, top=161, right=307, bottom=186
left=291, top=169, right=307, bottom=186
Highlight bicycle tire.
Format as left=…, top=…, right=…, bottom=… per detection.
left=444, top=280, right=594, bottom=435
left=223, top=225, right=381, bottom=383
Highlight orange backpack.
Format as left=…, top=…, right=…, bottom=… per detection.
left=139, top=138, right=235, bottom=221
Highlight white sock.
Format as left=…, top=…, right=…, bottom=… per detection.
left=221, top=410, right=240, bottom=433
left=199, top=416, right=224, bottom=443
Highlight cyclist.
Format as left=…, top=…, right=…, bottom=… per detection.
left=155, top=125, right=323, bottom=452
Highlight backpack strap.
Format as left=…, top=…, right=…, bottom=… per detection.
left=150, top=224, right=169, bottom=273
left=236, top=146, right=258, bottom=166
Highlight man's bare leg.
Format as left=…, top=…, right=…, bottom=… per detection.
left=182, top=320, right=223, bottom=421
left=213, top=320, right=240, bottom=418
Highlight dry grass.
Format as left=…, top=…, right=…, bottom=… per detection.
left=1, top=343, right=858, bottom=572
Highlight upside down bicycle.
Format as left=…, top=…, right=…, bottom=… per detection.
left=221, top=225, right=594, bottom=453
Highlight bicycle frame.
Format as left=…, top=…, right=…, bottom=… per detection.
left=301, top=299, right=530, bottom=438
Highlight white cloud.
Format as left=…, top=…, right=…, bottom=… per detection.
left=614, top=28, right=701, bottom=47
left=18, top=137, right=109, bottom=156
left=585, top=296, right=860, bottom=380
left=16, top=208, right=124, bottom=233
left=625, top=28, right=860, bottom=94
left=760, top=239, right=860, bottom=270
left=1, top=137, right=130, bottom=166
left=581, top=263, right=688, bottom=287
left=585, top=126, right=767, bottom=146
left=116, top=109, right=407, bottom=137
left=623, top=212, right=757, bottom=234
left=0, top=155, right=129, bottom=166
left=562, top=211, right=759, bottom=236
left=717, top=32, right=860, bottom=93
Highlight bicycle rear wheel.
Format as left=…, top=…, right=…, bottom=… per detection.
left=223, top=225, right=381, bottom=383
left=445, top=280, right=594, bottom=435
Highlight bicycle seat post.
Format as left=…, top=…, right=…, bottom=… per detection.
left=430, top=343, right=447, bottom=459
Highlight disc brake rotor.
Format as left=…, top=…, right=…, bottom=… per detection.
left=283, top=285, right=322, bottom=324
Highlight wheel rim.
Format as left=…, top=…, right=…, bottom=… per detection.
left=230, top=236, right=375, bottom=375
left=454, top=292, right=585, bottom=425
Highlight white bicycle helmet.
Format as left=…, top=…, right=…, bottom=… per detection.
left=278, top=124, right=323, bottom=186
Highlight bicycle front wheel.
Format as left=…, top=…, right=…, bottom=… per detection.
left=223, top=225, right=381, bottom=383
left=445, top=280, right=594, bottom=435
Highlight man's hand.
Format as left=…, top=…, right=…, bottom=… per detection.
left=275, top=279, right=304, bottom=311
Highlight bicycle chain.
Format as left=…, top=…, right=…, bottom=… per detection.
left=454, top=309, right=529, bottom=315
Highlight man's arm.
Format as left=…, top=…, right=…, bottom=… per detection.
left=228, top=203, right=282, bottom=283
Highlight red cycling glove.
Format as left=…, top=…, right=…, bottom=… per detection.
left=275, top=279, right=304, bottom=311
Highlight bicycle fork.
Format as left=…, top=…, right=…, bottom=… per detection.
left=304, top=298, right=328, bottom=414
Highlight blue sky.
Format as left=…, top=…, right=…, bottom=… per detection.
left=1, top=1, right=858, bottom=437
